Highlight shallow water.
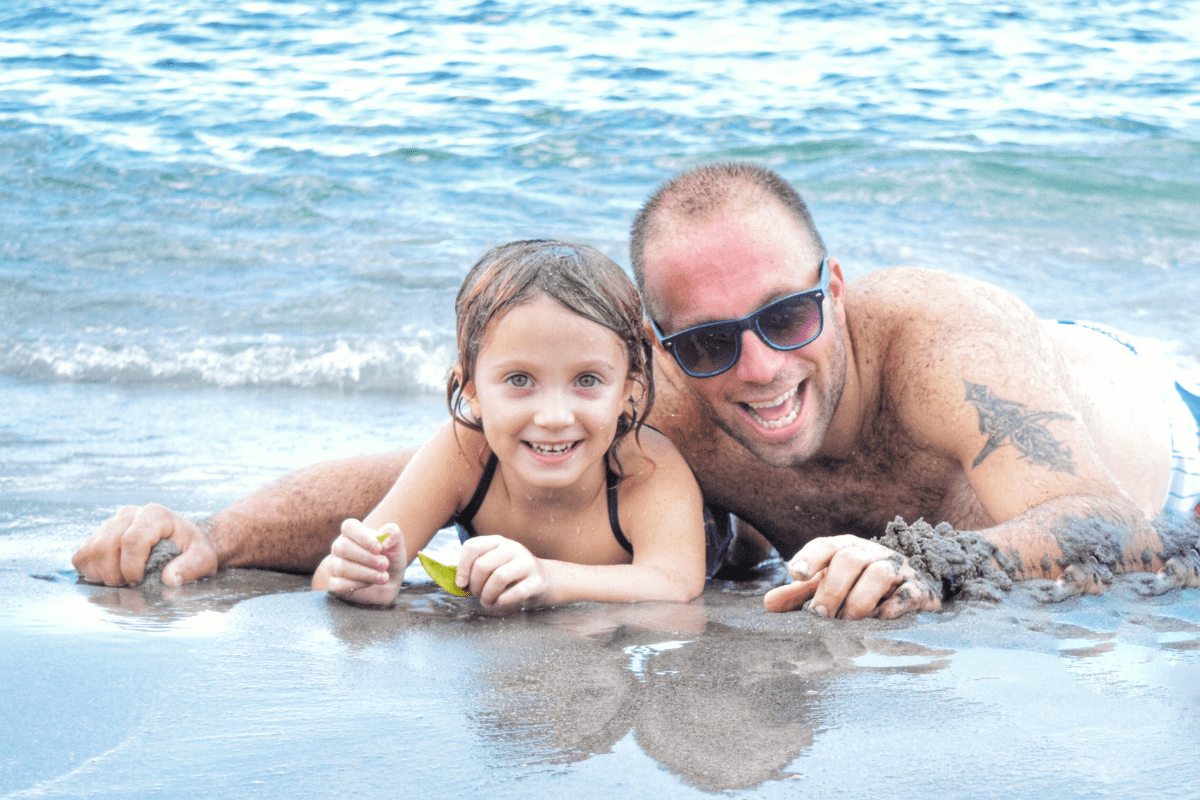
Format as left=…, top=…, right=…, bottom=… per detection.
left=3, top=0, right=1200, bottom=795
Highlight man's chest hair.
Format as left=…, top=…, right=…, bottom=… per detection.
left=703, top=419, right=964, bottom=550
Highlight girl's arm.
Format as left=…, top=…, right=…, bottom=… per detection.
left=457, top=428, right=707, bottom=607
left=313, top=421, right=483, bottom=604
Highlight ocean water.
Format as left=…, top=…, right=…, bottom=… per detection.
left=3, top=0, right=1200, bottom=796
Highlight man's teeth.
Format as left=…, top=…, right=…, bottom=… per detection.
left=748, top=386, right=798, bottom=411
left=745, top=386, right=801, bottom=429
left=528, top=442, right=575, bottom=455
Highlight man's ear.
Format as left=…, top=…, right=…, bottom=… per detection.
left=643, top=318, right=667, bottom=355
left=826, top=257, right=848, bottom=325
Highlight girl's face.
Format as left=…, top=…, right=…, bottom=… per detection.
left=464, top=294, right=635, bottom=492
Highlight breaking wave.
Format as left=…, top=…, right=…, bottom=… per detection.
left=0, top=336, right=455, bottom=395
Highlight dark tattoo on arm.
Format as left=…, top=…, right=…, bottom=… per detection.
left=964, top=381, right=1075, bottom=474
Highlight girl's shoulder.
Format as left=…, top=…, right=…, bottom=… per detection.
left=611, top=423, right=706, bottom=553
left=417, top=419, right=493, bottom=487
left=612, top=424, right=697, bottom=493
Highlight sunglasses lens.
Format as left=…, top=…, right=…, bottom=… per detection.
left=662, top=289, right=825, bottom=377
left=759, top=295, right=822, bottom=348
left=672, top=325, right=739, bottom=376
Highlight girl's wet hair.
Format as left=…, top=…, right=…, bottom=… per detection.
left=447, top=239, right=655, bottom=474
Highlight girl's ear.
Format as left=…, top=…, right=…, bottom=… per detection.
left=462, top=376, right=481, bottom=422
left=465, top=383, right=480, bottom=419
left=453, top=363, right=481, bottom=421
left=624, top=375, right=641, bottom=404
left=623, top=375, right=644, bottom=419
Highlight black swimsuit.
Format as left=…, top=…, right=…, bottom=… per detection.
left=453, top=452, right=633, bottom=555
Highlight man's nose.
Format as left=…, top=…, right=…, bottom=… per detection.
left=734, top=329, right=787, bottom=384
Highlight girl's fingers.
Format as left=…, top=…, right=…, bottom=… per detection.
left=460, top=540, right=526, bottom=605
left=326, top=575, right=376, bottom=594
left=331, top=556, right=390, bottom=586
left=494, top=577, right=538, bottom=608
left=478, top=559, right=528, bottom=606
left=456, top=535, right=504, bottom=588
left=341, top=518, right=389, bottom=553
left=374, top=522, right=401, bottom=547
left=382, top=528, right=408, bottom=568
left=468, top=551, right=512, bottom=603
left=332, top=529, right=390, bottom=573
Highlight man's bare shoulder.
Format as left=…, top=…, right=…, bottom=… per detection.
left=845, top=267, right=1063, bottom=454
left=847, top=267, right=1030, bottom=331
left=845, top=267, right=1046, bottom=374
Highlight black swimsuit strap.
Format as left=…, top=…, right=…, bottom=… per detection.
left=457, top=450, right=631, bottom=555
left=456, top=451, right=498, bottom=535
left=607, top=463, right=633, bottom=555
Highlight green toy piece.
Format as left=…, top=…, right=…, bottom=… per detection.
left=418, top=552, right=471, bottom=597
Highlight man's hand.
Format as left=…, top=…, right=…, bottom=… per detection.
left=763, top=534, right=941, bottom=619
left=72, top=504, right=219, bottom=587
left=457, top=535, right=549, bottom=608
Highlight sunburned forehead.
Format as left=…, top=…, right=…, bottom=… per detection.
left=644, top=200, right=822, bottom=330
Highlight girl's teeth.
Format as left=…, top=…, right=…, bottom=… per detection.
left=529, top=442, right=573, bottom=454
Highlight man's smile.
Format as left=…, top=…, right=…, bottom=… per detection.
left=739, top=383, right=803, bottom=429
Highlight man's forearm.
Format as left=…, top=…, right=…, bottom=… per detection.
left=207, top=450, right=414, bottom=573
left=980, top=493, right=1162, bottom=583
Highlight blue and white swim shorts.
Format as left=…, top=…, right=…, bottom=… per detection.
left=1058, top=320, right=1200, bottom=516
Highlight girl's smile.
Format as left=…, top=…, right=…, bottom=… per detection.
left=464, top=294, right=634, bottom=494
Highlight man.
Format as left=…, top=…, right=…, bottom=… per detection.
left=73, top=162, right=1200, bottom=618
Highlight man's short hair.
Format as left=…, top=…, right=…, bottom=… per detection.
left=630, top=162, right=826, bottom=317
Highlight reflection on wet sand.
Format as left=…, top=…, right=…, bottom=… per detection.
left=334, top=594, right=953, bottom=792
left=52, top=565, right=1200, bottom=794
left=469, top=621, right=851, bottom=791
left=80, top=568, right=311, bottom=626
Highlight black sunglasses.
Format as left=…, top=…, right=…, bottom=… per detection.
left=651, top=258, right=829, bottom=378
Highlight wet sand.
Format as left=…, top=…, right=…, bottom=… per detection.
left=4, top=553, right=1199, bottom=798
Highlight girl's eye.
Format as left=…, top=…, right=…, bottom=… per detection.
left=576, top=374, right=600, bottom=388
left=507, top=374, right=530, bottom=388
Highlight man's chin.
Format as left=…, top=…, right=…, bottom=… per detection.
left=715, top=412, right=819, bottom=469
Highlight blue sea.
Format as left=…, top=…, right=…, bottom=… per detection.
left=3, top=1, right=1200, bottom=797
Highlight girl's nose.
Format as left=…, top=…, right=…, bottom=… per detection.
left=533, top=390, right=576, bottom=428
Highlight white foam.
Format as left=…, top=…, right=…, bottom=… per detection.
left=1, top=337, right=455, bottom=393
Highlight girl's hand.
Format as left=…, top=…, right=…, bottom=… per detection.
left=457, top=535, right=548, bottom=608
left=321, top=520, right=408, bottom=606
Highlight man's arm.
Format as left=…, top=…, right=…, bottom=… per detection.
left=73, top=450, right=414, bottom=586
left=769, top=271, right=1194, bottom=617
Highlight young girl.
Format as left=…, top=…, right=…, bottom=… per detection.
left=312, top=240, right=707, bottom=608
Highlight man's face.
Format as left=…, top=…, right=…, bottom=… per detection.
left=643, top=201, right=848, bottom=468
